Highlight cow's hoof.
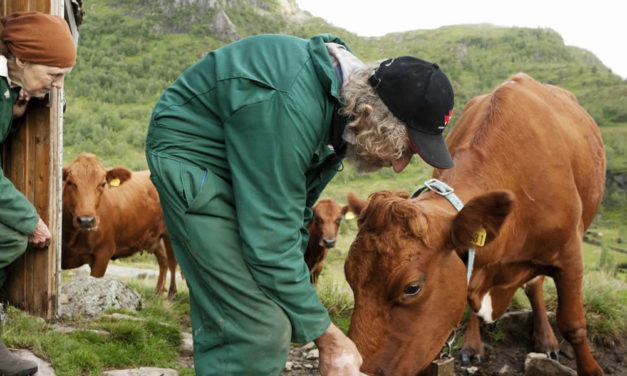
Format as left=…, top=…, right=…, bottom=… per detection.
left=545, top=351, right=559, bottom=361
left=461, top=353, right=482, bottom=364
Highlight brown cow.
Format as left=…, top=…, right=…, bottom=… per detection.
left=345, top=73, right=605, bottom=376
left=304, top=198, right=348, bottom=284
left=62, top=153, right=178, bottom=298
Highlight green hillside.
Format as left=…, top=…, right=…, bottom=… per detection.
left=63, top=0, right=626, bottom=187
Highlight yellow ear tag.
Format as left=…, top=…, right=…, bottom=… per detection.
left=109, top=178, right=121, bottom=187
left=344, top=211, right=355, bottom=220
left=471, top=226, right=487, bottom=247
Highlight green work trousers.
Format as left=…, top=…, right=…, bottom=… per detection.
left=146, top=151, right=292, bottom=375
left=0, top=222, right=29, bottom=288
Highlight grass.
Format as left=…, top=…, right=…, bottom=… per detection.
left=601, top=125, right=627, bottom=171
left=3, top=279, right=194, bottom=376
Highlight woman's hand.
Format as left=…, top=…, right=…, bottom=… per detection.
left=28, top=218, right=51, bottom=248
left=315, top=322, right=363, bottom=376
left=12, top=89, right=30, bottom=119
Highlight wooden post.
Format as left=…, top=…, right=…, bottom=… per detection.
left=0, top=0, right=72, bottom=320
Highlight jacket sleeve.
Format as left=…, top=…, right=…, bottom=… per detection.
left=223, top=92, right=331, bottom=344
left=0, top=162, right=39, bottom=235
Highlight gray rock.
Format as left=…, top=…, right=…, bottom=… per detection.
left=524, top=352, right=577, bottom=376
left=101, top=367, right=177, bottom=376
left=299, top=342, right=316, bottom=351
left=12, top=350, right=54, bottom=376
left=51, top=323, right=109, bottom=336
left=59, top=276, right=143, bottom=319
left=179, top=332, right=194, bottom=357
left=498, top=364, right=512, bottom=375
left=284, top=361, right=293, bottom=371
left=102, top=313, right=143, bottom=321
left=305, top=349, right=319, bottom=360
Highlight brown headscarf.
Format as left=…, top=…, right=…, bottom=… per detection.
left=1, top=11, right=76, bottom=68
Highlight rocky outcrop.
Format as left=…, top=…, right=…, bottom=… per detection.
left=158, top=0, right=229, bottom=11
left=210, top=10, right=240, bottom=41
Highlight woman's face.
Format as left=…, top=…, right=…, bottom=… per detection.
left=20, top=62, right=72, bottom=98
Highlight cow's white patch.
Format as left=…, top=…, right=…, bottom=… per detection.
left=477, top=293, right=494, bottom=323
left=332, top=352, right=356, bottom=369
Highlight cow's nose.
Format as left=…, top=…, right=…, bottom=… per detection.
left=322, top=239, right=336, bottom=248
left=76, top=216, right=95, bottom=229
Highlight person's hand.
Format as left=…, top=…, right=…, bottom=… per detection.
left=314, top=322, right=363, bottom=376
left=28, top=218, right=51, bottom=248
left=12, top=89, right=30, bottom=119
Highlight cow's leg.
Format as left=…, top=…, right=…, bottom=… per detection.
left=524, top=275, right=560, bottom=359
left=162, top=235, right=178, bottom=299
left=89, top=252, right=111, bottom=278
left=462, top=285, right=520, bottom=363
left=554, top=237, right=603, bottom=376
left=460, top=311, right=482, bottom=363
left=152, top=243, right=168, bottom=296
left=310, top=248, right=328, bottom=284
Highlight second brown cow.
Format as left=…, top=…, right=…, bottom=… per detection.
left=62, top=153, right=178, bottom=297
left=304, top=197, right=348, bottom=284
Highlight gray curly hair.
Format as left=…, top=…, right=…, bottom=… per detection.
left=340, top=63, right=412, bottom=173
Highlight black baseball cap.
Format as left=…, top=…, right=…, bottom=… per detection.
left=369, top=56, right=455, bottom=169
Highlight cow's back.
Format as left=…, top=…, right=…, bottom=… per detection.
left=440, top=73, right=605, bottom=261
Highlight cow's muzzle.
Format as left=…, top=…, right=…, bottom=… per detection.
left=76, top=216, right=96, bottom=230
left=322, top=239, right=336, bottom=248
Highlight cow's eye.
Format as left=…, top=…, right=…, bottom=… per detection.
left=335, top=218, right=342, bottom=226
left=100, top=181, right=107, bottom=188
left=403, top=283, right=421, bottom=296
left=65, top=180, right=74, bottom=188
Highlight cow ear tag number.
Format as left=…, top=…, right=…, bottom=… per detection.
left=109, top=178, right=121, bottom=187
left=471, top=226, right=487, bottom=247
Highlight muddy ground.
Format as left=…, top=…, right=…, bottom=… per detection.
left=282, top=310, right=627, bottom=376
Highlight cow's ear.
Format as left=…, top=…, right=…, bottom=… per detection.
left=347, top=191, right=368, bottom=216
left=341, top=204, right=349, bottom=216
left=448, top=191, right=514, bottom=249
left=106, top=167, right=132, bottom=186
left=62, top=167, right=69, bottom=181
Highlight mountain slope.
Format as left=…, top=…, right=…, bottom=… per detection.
left=63, top=0, right=626, bottom=170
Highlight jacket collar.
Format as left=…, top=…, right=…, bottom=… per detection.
left=307, top=34, right=351, bottom=105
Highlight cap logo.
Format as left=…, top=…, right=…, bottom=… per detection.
left=444, top=109, right=453, bottom=126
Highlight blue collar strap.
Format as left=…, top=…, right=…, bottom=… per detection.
left=411, top=179, right=475, bottom=284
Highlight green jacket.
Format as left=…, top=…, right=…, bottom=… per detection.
left=147, top=34, right=349, bottom=342
left=0, top=76, right=39, bottom=235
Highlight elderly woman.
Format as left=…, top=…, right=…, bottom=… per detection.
left=146, top=34, right=454, bottom=375
left=0, top=11, right=75, bottom=376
